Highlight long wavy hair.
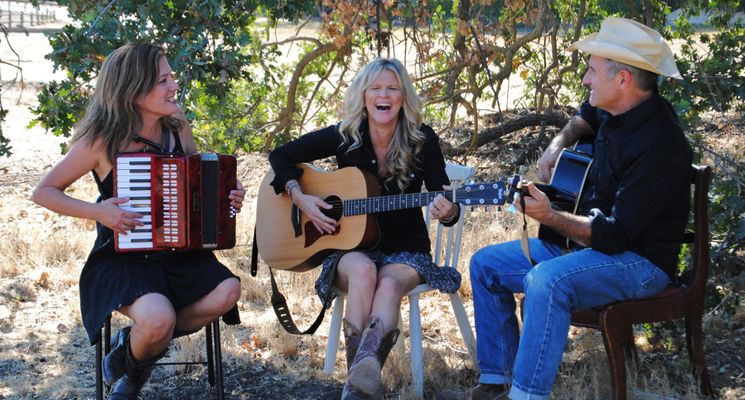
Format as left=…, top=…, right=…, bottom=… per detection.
left=339, top=58, right=425, bottom=192
left=71, top=43, right=181, bottom=164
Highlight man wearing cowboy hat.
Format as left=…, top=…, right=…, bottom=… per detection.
left=439, top=17, right=692, bottom=400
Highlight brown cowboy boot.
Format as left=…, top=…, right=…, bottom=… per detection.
left=342, top=316, right=400, bottom=400
left=436, top=383, right=509, bottom=400
left=343, top=319, right=363, bottom=373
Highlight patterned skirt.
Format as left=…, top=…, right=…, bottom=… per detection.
left=314, top=249, right=462, bottom=307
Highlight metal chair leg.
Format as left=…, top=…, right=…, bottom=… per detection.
left=206, top=323, right=215, bottom=386
left=95, top=333, right=103, bottom=400
left=213, top=320, right=225, bottom=400
left=104, top=316, right=111, bottom=354
left=95, top=315, right=112, bottom=400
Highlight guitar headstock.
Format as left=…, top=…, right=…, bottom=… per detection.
left=453, top=175, right=521, bottom=207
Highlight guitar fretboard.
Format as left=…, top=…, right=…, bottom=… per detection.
left=343, top=191, right=451, bottom=216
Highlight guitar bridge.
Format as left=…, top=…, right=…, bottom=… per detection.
left=304, top=222, right=340, bottom=248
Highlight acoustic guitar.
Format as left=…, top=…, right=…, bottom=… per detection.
left=529, top=147, right=593, bottom=249
left=256, top=164, right=520, bottom=272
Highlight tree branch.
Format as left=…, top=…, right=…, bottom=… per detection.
left=443, top=112, right=568, bottom=156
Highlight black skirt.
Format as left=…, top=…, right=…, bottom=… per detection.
left=79, top=223, right=240, bottom=345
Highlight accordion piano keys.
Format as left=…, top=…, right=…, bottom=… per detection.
left=113, top=152, right=237, bottom=253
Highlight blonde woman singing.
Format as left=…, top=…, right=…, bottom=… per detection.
left=269, top=58, right=461, bottom=399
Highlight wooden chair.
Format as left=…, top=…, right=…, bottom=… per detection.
left=323, top=163, right=479, bottom=398
left=522, top=164, right=713, bottom=399
left=94, top=315, right=225, bottom=400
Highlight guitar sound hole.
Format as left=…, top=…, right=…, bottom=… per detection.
left=322, top=195, right=344, bottom=221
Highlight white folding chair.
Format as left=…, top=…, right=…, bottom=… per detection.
left=323, top=163, right=479, bottom=398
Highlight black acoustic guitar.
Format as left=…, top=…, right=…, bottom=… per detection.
left=528, top=146, right=593, bottom=249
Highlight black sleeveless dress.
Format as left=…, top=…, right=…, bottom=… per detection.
left=80, top=132, right=240, bottom=345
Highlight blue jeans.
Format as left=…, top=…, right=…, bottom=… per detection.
left=470, top=239, right=670, bottom=400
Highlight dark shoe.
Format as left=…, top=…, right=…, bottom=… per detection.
left=436, top=383, right=509, bottom=400
left=343, top=319, right=363, bottom=373
left=342, top=317, right=400, bottom=400
left=102, top=326, right=131, bottom=386
left=107, top=339, right=165, bottom=400
left=108, top=368, right=153, bottom=400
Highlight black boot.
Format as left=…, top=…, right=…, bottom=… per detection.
left=103, top=326, right=131, bottom=386
left=108, top=340, right=165, bottom=400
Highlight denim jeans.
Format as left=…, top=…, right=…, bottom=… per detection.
left=470, top=238, right=670, bottom=400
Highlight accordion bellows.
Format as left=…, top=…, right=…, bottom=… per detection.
left=114, top=152, right=237, bottom=252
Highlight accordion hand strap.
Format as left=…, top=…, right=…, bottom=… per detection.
left=132, top=128, right=172, bottom=153
left=133, top=134, right=165, bottom=153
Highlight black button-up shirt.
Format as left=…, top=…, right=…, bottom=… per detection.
left=577, top=94, right=693, bottom=278
left=268, top=121, right=454, bottom=255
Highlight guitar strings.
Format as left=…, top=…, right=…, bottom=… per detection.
left=315, top=192, right=450, bottom=206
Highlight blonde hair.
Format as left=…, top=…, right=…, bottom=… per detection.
left=339, top=58, right=425, bottom=192
left=71, top=43, right=181, bottom=164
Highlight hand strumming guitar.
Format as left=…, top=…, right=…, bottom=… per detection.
left=537, top=115, right=594, bottom=182
left=285, top=179, right=337, bottom=234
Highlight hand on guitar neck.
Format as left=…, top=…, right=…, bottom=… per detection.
left=429, top=184, right=458, bottom=222
left=516, top=181, right=554, bottom=225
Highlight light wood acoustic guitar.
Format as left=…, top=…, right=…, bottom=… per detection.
left=256, top=164, right=520, bottom=272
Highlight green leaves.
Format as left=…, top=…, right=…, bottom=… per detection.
left=29, top=81, right=90, bottom=138
left=0, top=108, right=10, bottom=157
left=30, top=0, right=314, bottom=140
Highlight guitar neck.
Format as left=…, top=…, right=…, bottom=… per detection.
left=343, top=191, right=451, bottom=216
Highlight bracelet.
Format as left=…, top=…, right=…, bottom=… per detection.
left=285, top=181, right=301, bottom=200
left=440, top=208, right=458, bottom=224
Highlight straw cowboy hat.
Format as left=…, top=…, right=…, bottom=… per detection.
left=568, top=17, right=682, bottom=79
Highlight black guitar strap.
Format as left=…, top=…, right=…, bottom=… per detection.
left=250, top=226, right=259, bottom=277
left=249, top=225, right=336, bottom=335
left=268, top=263, right=336, bottom=335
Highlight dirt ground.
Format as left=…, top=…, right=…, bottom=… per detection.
left=0, top=79, right=344, bottom=399
left=1, top=10, right=744, bottom=400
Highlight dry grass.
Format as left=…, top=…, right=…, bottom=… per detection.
left=2, top=25, right=744, bottom=399
left=1, top=136, right=738, bottom=399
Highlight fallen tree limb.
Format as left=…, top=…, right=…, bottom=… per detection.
left=443, top=112, right=569, bottom=156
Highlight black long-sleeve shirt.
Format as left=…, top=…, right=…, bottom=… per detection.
left=577, top=95, right=693, bottom=278
left=268, top=121, right=454, bottom=255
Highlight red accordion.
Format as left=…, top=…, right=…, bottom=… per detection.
left=113, top=152, right=237, bottom=252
